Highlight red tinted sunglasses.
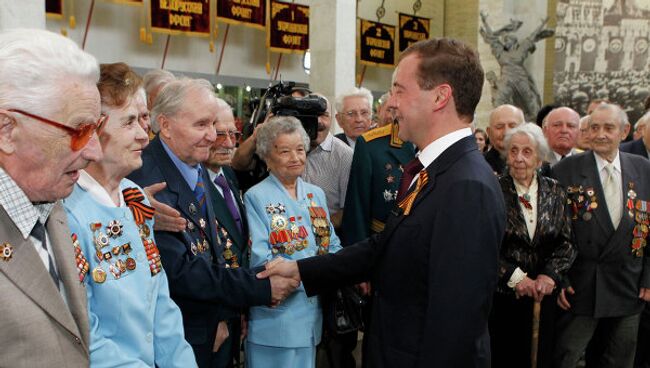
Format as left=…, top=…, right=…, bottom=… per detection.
left=8, top=109, right=107, bottom=151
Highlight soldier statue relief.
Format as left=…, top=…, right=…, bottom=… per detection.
left=480, top=12, right=555, bottom=120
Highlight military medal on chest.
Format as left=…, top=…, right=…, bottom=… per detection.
left=266, top=202, right=308, bottom=256
left=71, top=233, right=90, bottom=282
left=307, top=193, right=331, bottom=255
left=629, top=182, right=649, bottom=258
left=566, top=185, right=597, bottom=221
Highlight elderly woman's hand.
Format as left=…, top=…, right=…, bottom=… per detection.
left=514, top=276, right=540, bottom=300
left=534, top=274, right=556, bottom=298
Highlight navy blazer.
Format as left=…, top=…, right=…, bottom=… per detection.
left=551, top=151, right=650, bottom=318
left=128, top=136, right=270, bottom=366
left=620, top=138, right=649, bottom=159
left=298, top=136, right=506, bottom=368
left=334, top=133, right=350, bottom=146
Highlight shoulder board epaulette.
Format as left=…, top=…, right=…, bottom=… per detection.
left=361, top=124, right=391, bottom=142
left=389, top=121, right=404, bottom=148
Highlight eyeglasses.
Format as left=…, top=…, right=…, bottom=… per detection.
left=343, top=110, right=371, bottom=119
left=215, top=130, right=242, bottom=142
left=8, top=109, right=107, bottom=151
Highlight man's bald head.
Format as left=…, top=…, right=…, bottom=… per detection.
left=543, top=107, right=580, bottom=156
left=487, top=104, right=525, bottom=153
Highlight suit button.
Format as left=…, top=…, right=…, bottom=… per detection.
left=146, top=332, right=153, bottom=342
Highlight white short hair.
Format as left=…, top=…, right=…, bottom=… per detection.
left=591, top=103, right=629, bottom=129
left=335, top=87, right=373, bottom=114
left=503, top=123, right=550, bottom=162
left=0, top=29, right=99, bottom=117
left=143, top=69, right=175, bottom=98
left=151, top=78, right=215, bottom=125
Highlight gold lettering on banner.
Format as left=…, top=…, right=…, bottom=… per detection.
left=160, top=0, right=203, bottom=14
left=366, top=37, right=390, bottom=49
left=370, top=49, right=386, bottom=58
left=404, top=30, right=426, bottom=41
left=282, top=34, right=302, bottom=46
left=277, top=21, right=308, bottom=34
left=169, top=13, right=192, bottom=26
left=231, top=5, right=253, bottom=19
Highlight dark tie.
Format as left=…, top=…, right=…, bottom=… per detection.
left=194, top=168, right=208, bottom=218
left=31, top=221, right=60, bottom=290
left=214, top=174, right=243, bottom=233
left=396, top=158, right=424, bottom=203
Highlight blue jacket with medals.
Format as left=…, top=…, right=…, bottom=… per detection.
left=244, top=174, right=342, bottom=348
left=63, top=176, right=196, bottom=368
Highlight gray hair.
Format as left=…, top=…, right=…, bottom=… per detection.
left=590, top=103, right=629, bottom=129
left=143, top=69, right=175, bottom=99
left=378, top=92, right=390, bottom=107
left=256, top=116, right=310, bottom=161
left=634, top=111, right=650, bottom=129
left=503, top=123, right=550, bottom=162
left=335, top=87, right=373, bottom=114
left=0, top=29, right=99, bottom=117
left=215, top=97, right=232, bottom=113
left=151, top=77, right=214, bottom=128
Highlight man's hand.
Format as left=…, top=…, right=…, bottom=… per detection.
left=639, top=287, right=650, bottom=302
left=357, top=282, right=371, bottom=296
left=515, top=276, right=540, bottom=300
left=535, top=274, right=556, bottom=298
left=257, top=257, right=301, bottom=282
left=143, top=182, right=186, bottom=232
left=557, top=286, right=575, bottom=310
left=269, top=274, right=300, bottom=306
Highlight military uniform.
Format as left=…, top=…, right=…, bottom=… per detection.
left=341, top=122, right=416, bottom=245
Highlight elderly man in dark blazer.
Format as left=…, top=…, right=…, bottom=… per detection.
left=128, top=78, right=297, bottom=368
left=259, top=38, right=506, bottom=368
left=552, top=103, right=650, bottom=368
left=0, top=29, right=105, bottom=367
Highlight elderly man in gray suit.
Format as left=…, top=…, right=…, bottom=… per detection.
left=0, top=29, right=104, bottom=367
left=552, top=103, right=650, bottom=368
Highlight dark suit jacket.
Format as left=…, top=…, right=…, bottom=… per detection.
left=620, top=138, right=649, bottom=159
left=128, top=136, right=270, bottom=366
left=298, top=136, right=506, bottom=368
left=484, top=148, right=506, bottom=175
left=497, top=174, right=576, bottom=293
left=551, top=151, right=650, bottom=318
left=335, top=133, right=350, bottom=146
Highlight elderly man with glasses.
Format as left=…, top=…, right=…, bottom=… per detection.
left=334, top=87, right=374, bottom=150
left=0, top=29, right=104, bottom=367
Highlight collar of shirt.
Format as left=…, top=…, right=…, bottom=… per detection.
left=0, top=167, right=55, bottom=239
left=346, top=135, right=356, bottom=149
left=553, top=149, right=573, bottom=162
left=76, top=170, right=125, bottom=208
left=513, top=173, right=539, bottom=198
left=417, top=127, right=473, bottom=169
left=319, top=133, right=334, bottom=152
left=160, top=138, right=200, bottom=190
left=207, top=167, right=225, bottom=184
left=594, top=150, right=621, bottom=181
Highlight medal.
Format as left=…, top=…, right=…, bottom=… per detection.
left=271, top=214, right=288, bottom=231
left=190, top=242, right=198, bottom=255
left=92, top=267, right=107, bottom=283
left=187, top=221, right=195, bottom=231
left=106, top=220, right=123, bottom=238
left=94, top=232, right=109, bottom=249
left=141, top=224, right=151, bottom=238
left=199, top=218, right=206, bottom=229
left=590, top=202, right=598, bottom=209
left=126, top=257, right=136, bottom=271
left=111, top=246, right=121, bottom=256
left=583, top=212, right=592, bottom=221
left=385, top=163, right=392, bottom=171
left=0, top=242, right=13, bottom=261
left=189, top=203, right=197, bottom=215
left=386, top=175, right=395, bottom=184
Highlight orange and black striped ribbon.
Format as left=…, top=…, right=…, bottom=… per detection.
left=397, top=170, right=429, bottom=216
left=123, top=187, right=155, bottom=225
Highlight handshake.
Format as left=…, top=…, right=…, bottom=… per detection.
left=257, top=257, right=302, bottom=306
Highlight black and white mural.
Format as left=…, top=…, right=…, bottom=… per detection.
left=553, top=0, right=650, bottom=122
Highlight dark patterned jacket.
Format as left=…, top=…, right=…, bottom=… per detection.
left=497, top=174, right=576, bottom=294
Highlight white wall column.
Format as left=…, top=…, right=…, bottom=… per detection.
left=0, top=0, right=45, bottom=30
left=309, top=0, right=357, bottom=132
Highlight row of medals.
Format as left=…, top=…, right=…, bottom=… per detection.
left=269, top=212, right=308, bottom=256
left=566, top=186, right=598, bottom=221
left=630, top=186, right=648, bottom=257
left=188, top=218, right=210, bottom=255
left=308, top=203, right=331, bottom=255
left=89, top=220, right=162, bottom=283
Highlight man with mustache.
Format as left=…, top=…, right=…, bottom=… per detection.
left=552, top=103, right=650, bottom=368
left=543, top=107, right=580, bottom=166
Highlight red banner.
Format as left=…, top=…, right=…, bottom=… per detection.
left=46, top=0, right=64, bottom=19
left=267, top=0, right=309, bottom=53
left=150, top=0, right=211, bottom=37
left=359, top=19, right=395, bottom=67
left=217, top=0, right=265, bottom=30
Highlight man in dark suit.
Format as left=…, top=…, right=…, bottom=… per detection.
left=621, top=112, right=650, bottom=159
left=551, top=103, right=650, bottom=368
left=484, top=104, right=524, bottom=175
left=259, top=38, right=506, bottom=368
left=128, top=78, right=297, bottom=368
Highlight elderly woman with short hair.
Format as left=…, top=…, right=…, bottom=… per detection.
left=489, top=123, right=576, bottom=368
left=63, top=62, right=196, bottom=367
left=244, top=116, right=342, bottom=368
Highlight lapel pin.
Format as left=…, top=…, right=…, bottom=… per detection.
left=0, top=242, right=13, bottom=261
left=189, top=203, right=197, bottom=215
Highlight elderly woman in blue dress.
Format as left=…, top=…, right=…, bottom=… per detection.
left=63, top=62, right=196, bottom=367
left=244, top=116, right=342, bottom=368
